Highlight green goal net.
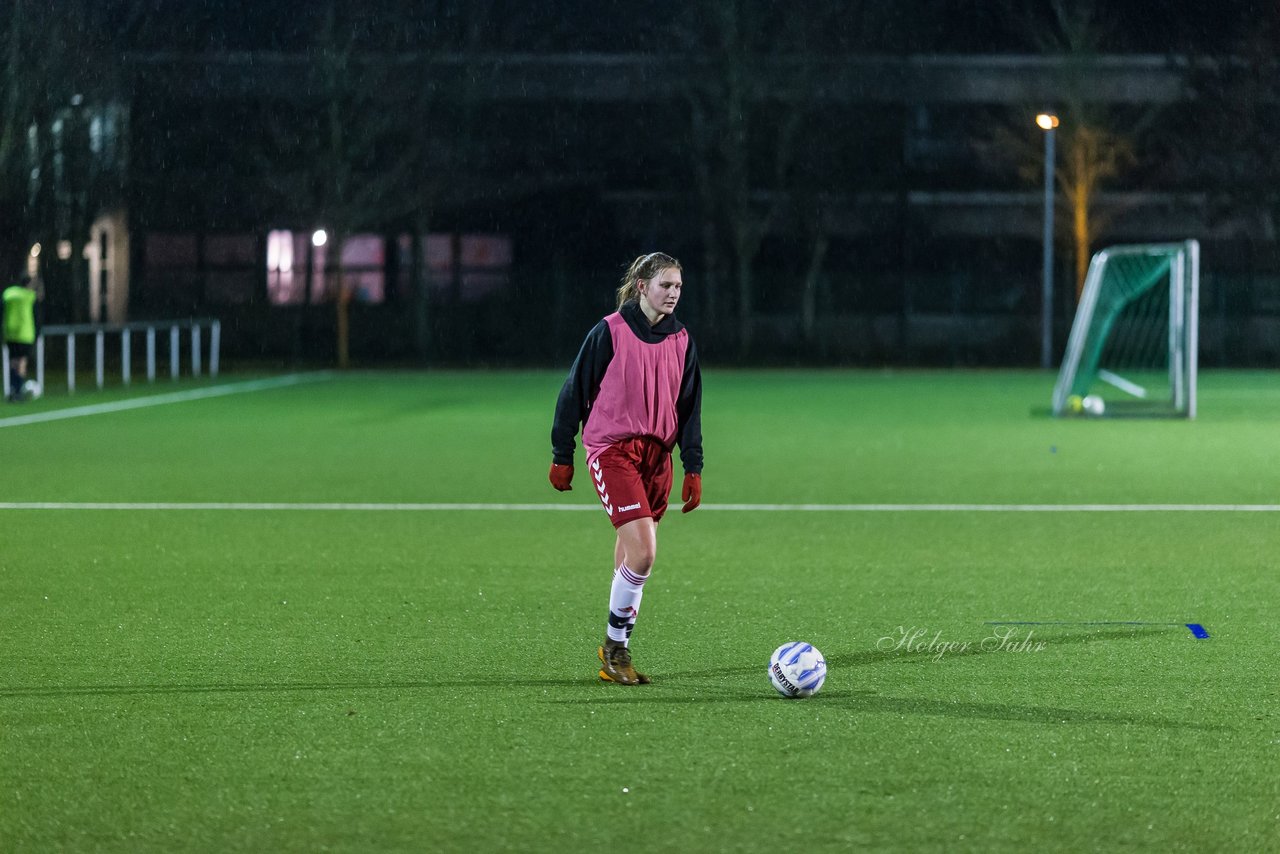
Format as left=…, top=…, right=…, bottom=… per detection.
left=1052, top=240, right=1199, bottom=418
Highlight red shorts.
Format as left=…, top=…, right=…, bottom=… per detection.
left=589, top=437, right=673, bottom=528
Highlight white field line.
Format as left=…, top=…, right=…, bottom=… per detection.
left=1, top=502, right=1279, bottom=512
left=0, top=373, right=333, bottom=429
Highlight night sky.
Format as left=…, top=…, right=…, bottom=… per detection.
left=113, top=1, right=1263, bottom=56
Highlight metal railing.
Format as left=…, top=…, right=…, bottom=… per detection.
left=3, top=318, right=221, bottom=396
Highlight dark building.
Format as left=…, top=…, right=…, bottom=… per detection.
left=14, top=5, right=1280, bottom=367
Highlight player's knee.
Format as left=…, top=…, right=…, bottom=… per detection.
left=627, top=544, right=655, bottom=576
left=617, top=517, right=657, bottom=575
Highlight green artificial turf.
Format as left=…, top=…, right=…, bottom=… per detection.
left=1, top=370, right=1277, bottom=852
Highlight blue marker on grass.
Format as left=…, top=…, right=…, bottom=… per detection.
left=985, top=620, right=1210, bottom=639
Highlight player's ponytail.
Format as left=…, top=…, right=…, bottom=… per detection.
left=616, top=251, right=681, bottom=309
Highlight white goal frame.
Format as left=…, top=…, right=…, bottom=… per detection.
left=1052, top=240, right=1199, bottom=418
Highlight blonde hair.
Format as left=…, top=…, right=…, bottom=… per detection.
left=616, top=251, right=682, bottom=309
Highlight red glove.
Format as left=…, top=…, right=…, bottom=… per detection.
left=681, top=473, right=701, bottom=513
left=549, top=463, right=574, bottom=492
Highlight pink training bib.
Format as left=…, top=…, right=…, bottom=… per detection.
left=583, top=311, right=688, bottom=463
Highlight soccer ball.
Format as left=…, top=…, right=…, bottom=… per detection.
left=1082, top=394, right=1105, bottom=416
left=768, top=642, right=826, bottom=698
left=21, top=379, right=41, bottom=400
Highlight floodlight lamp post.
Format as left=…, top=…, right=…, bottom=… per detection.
left=1036, top=113, right=1058, bottom=370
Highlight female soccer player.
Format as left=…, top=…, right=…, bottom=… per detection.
left=549, top=251, right=704, bottom=685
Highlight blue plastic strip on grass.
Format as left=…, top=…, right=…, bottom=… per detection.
left=986, top=620, right=1210, bottom=639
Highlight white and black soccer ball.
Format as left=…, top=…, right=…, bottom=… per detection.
left=768, top=641, right=827, bottom=698
left=21, top=379, right=41, bottom=400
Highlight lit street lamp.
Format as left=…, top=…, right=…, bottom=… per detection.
left=1036, top=113, right=1058, bottom=370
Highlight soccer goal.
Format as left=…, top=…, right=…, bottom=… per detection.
left=1052, top=240, right=1199, bottom=418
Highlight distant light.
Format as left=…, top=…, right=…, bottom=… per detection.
left=57, top=240, right=73, bottom=260
left=1036, top=113, right=1060, bottom=130
left=267, top=230, right=293, bottom=273
left=29, top=243, right=41, bottom=258
left=70, top=94, right=84, bottom=106
left=312, top=229, right=328, bottom=247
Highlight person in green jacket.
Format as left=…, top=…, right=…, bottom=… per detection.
left=3, top=275, right=41, bottom=402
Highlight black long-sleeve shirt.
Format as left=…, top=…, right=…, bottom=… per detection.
left=551, top=300, right=703, bottom=474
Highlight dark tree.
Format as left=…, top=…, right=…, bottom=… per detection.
left=0, top=0, right=134, bottom=318
left=1179, top=11, right=1280, bottom=244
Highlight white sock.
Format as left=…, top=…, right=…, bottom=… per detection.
left=606, top=564, right=647, bottom=644
left=625, top=587, right=644, bottom=646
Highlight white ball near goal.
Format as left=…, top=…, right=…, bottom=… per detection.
left=768, top=641, right=827, bottom=698
left=21, top=379, right=41, bottom=400
left=1082, top=394, right=1105, bottom=416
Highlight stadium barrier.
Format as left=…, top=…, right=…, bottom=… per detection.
left=2, top=319, right=221, bottom=396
